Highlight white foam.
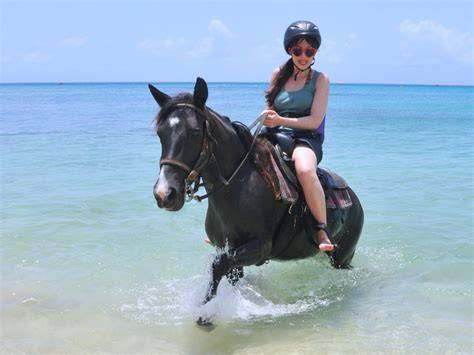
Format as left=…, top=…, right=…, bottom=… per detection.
left=120, top=265, right=331, bottom=326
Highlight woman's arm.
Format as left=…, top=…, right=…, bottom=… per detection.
left=263, top=73, right=330, bottom=130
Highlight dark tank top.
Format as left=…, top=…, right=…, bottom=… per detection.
left=273, top=69, right=326, bottom=140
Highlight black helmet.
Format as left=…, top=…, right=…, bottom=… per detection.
left=284, top=20, right=321, bottom=53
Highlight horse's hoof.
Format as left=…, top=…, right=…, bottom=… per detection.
left=196, top=317, right=216, bottom=331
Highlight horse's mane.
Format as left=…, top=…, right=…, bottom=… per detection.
left=155, top=92, right=232, bottom=133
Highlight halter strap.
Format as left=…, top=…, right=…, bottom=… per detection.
left=174, top=102, right=207, bottom=115
left=159, top=158, right=192, bottom=174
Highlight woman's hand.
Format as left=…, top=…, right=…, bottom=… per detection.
left=261, top=109, right=282, bottom=128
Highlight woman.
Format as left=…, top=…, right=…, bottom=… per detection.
left=262, top=20, right=334, bottom=251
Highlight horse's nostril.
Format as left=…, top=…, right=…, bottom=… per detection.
left=167, top=187, right=176, bottom=202
left=153, top=186, right=162, bottom=202
left=155, top=186, right=177, bottom=208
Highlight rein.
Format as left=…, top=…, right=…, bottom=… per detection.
left=159, top=103, right=265, bottom=202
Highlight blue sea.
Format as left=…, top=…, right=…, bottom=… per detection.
left=1, top=82, right=473, bottom=353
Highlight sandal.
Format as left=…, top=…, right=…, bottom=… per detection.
left=313, top=223, right=337, bottom=252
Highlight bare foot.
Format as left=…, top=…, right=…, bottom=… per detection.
left=316, top=229, right=334, bottom=251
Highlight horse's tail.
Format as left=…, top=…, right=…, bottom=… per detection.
left=330, top=187, right=364, bottom=269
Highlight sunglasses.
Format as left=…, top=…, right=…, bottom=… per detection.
left=289, top=45, right=317, bottom=57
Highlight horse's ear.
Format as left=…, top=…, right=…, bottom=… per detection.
left=148, top=84, right=170, bottom=107
left=193, top=77, right=208, bottom=109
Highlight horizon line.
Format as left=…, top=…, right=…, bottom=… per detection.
left=0, top=81, right=473, bottom=87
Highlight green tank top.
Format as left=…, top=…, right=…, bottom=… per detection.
left=274, top=69, right=319, bottom=115
left=273, top=70, right=325, bottom=138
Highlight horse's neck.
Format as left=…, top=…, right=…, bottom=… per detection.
left=201, top=110, right=246, bottom=184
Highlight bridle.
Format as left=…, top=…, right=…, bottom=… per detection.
left=159, top=102, right=264, bottom=202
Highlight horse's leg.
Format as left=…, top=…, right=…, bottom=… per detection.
left=203, top=253, right=232, bottom=303
left=226, top=267, right=244, bottom=285
left=202, top=238, right=268, bottom=303
left=197, top=238, right=268, bottom=327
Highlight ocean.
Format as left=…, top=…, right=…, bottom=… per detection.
left=1, top=82, right=473, bottom=353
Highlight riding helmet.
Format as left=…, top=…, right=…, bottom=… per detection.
left=284, top=20, right=321, bottom=53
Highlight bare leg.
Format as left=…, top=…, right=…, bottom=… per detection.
left=292, top=145, right=334, bottom=251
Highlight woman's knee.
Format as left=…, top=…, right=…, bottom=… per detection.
left=293, top=145, right=317, bottom=179
left=295, top=163, right=317, bottom=180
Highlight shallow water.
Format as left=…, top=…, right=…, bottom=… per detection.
left=1, top=82, right=473, bottom=353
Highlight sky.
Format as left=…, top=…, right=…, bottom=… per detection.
left=1, top=0, right=473, bottom=85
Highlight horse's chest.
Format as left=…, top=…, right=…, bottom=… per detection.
left=205, top=198, right=261, bottom=238
left=204, top=168, right=284, bottom=241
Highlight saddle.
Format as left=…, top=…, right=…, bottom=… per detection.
left=231, top=121, right=352, bottom=212
left=231, top=121, right=253, bottom=150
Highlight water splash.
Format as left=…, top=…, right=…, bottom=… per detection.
left=120, top=272, right=332, bottom=326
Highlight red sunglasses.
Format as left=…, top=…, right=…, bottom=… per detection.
left=289, top=45, right=317, bottom=57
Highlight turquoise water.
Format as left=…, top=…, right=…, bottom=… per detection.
left=1, top=82, right=473, bottom=353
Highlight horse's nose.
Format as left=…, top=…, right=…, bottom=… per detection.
left=154, top=183, right=177, bottom=208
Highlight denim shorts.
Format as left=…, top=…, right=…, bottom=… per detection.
left=280, top=129, right=324, bottom=164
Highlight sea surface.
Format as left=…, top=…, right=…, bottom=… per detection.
left=1, top=82, right=473, bottom=353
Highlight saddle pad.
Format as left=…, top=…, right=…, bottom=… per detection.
left=253, top=137, right=298, bottom=204
left=326, top=188, right=352, bottom=209
left=317, top=167, right=349, bottom=190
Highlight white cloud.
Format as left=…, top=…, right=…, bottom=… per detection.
left=399, top=19, right=473, bottom=63
left=247, top=37, right=281, bottom=63
left=208, top=19, right=233, bottom=38
left=313, top=33, right=359, bottom=65
left=343, top=33, right=358, bottom=48
left=136, top=37, right=186, bottom=55
left=187, top=37, right=214, bottom=58
left=58, top=36, right=88, bottom=48
left=137, top=19, right=233, bottom=59
left=187, top=19, right=233, bottom=58
left=319, top=39, right=343, bottom=64
left=21, top=52, right=51, bottom=63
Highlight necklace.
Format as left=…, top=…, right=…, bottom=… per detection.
left=292, top=58, right=315, bottom=81
left=293, top=65, right=311, bottom=81
left=293, top=66, right=312, bottom=82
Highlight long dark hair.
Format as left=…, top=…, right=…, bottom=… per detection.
left=265, top=37, right=319, bottom=108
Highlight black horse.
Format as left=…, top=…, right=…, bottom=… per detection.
left=149, top=78, right=364, bottom=326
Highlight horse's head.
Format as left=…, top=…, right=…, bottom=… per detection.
left=149, top=77, right=209, bottom=211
